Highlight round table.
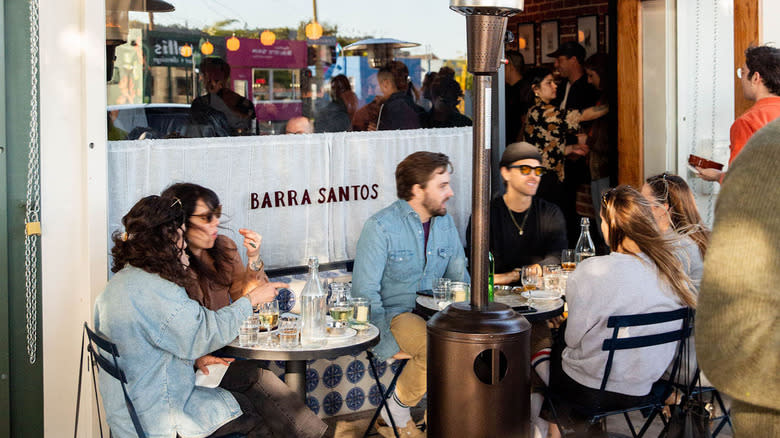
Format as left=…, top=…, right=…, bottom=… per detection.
left=415, top=293, right=564, bottom=322
left=219, top=324, right=380, bottom=401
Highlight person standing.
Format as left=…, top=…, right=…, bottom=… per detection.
left=504, top=50, right=534, bottom=145
left=352, top=151, right=469, bottom=437
left=696, top=118, right=780, bottom=436
left=697, top=45, right=780, bottom=182
left=376, top=61, right=424, bottom=131
left=547, top=42, right=601, bottom=243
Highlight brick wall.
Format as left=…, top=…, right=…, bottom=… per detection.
left=507, top=0, right=610, bottom=65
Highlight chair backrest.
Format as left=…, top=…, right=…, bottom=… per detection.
left=82, top=322, right=147, bottom=438
left=600, top=307, right=693, bottom=393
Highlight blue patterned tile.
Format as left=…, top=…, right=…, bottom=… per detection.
left=346, top=387, right=366, bottom=411
left=305, top=368, right=319, bottom=393
left=368, top=383, right=387, bottom=407
left=346, top=360, right=366, bottom=384
left=306, top=396, right=320, bottom=415
left=322, top=364, right=343, bottom=388
left=275, top=288, right=296, bottom=313
left=368, top=359, right=387, bottom=379
left=323, top=391, right=343, bottom=416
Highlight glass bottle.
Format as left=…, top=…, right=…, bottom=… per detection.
left=488, top=251, right=495, bottom=302
left=574, top=217, right=596, bottom=263
left=300, top=256, right=327, bottom=347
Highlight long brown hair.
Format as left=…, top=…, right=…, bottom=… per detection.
left=645, top=173, right=710, bottom=257
left=161, top=183, right=233, bottom=288
left=601, top=186, right=697, bottom=308
left=111, top=195, right=190, bottom=287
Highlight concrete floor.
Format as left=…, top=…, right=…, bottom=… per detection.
left=322, top=402, right=734, bottom=437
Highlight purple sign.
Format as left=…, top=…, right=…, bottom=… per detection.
left=226, top=38, right=307, bottom=69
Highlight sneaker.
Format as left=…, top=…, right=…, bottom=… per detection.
left=377, top=420, right=426, bottom=438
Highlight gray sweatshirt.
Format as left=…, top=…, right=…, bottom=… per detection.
left=562, top=252, right=685, bottom=396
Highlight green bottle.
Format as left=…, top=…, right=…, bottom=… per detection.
left=488, top=251, right=495, bottom=302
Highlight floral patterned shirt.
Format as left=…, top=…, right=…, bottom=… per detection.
left=524, top=98, right=582, bottom=182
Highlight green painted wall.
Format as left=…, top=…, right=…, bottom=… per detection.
left=3, top=0, right=44, bottom=436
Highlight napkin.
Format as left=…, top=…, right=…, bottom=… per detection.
left=194, top=363, right=229, bottom=388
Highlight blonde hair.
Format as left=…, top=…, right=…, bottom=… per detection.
left=645, top=173, right=710, bottom=258
left=601, top=185, right=697, bottom=308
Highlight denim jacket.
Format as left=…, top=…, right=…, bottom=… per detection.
left=352, top=200, right=469, bottom=360
left=94, top=266, right=253, bottom=438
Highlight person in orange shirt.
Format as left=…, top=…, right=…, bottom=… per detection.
left=698, top=45, right=780, bottom=182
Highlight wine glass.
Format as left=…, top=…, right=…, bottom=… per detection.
left=328, top=284, right=353, bottom=329
left=257, top=300, right=279, bottom=346
left=521, top=265, right=540, bottom=292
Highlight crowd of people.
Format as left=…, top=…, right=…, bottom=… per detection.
left=94, top=43, right=780, bottom=437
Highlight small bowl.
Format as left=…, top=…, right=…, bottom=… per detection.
left=494, top=285, right=513, bottom=296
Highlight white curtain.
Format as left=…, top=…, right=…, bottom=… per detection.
left=108, top=128, right=474, bottom=269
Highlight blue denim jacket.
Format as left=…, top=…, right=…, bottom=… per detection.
left=94, top=266, right=253, bottom=438
left=352, top=200, right=469, bottom=360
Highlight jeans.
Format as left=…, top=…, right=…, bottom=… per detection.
left=209, top=360, right=327, bottom=438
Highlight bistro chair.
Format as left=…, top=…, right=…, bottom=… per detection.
left=546, top=307, right=693, bottom=437
left=74, top=322, right=146, bottom=438
left=363, top=350, right=410, bottom=438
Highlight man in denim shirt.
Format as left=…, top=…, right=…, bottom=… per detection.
left=352, top=151, right=469, bottom=435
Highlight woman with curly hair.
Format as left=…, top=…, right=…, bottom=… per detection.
left=523, top=66, right=608, bottom=218
left=94, top=195, right=318, bottom=437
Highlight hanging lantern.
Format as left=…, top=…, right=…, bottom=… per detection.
left=517, top=37, right=527, bottom=50
left=201, top=40, right=214, bottom=55
left=260, top=30, right=276, bottom=46
left=227, top=34, right=240, bottom=51
left=180, top=43, right=193, bottom=57
left=305, top=21, right=323, bottom=40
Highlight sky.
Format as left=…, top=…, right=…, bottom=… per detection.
left=132, top=0, right=469, bottom=59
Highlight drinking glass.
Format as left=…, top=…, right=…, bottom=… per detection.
left=543, top=265, right=561, bottom=292
left=239, top=315, right=259, bottom=347
left=432, top=285, right=452, bottom=310
left=433, top=277, right=451, bottom=292
left=521, top=265, right=540, bottom=291
left=278, top=314, right=300, bottom=348
left=257, top=300, right=279, bottom=346
left=450, top=282, right=470, bottom=303
left=328, top=285, right=353, bottom=329
left=350, top=297, right=371, bottom=330
left=561, top=249, right=576, bottom=272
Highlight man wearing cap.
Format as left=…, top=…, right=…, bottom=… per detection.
left=467, top=142, right=568, bottom=285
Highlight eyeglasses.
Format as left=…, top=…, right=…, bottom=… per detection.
left=191, top=205, right=222, bottom=223
left=170, top=197, right=182, bottom=209
left=507, top=165, right=547, bottom=176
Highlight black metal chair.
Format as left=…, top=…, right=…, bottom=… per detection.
left=74, top=322, right=146, bottom=438
left=546, top=307, right=693, bottom=437
left=363, top=351, right=410, bottom=438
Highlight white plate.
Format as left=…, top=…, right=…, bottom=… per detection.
left=522, top=290, right=562, bottom=301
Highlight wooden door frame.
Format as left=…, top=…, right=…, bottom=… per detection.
left=733, top=0, right=760, bottom=118
left=616, top=0, right=643, bottom=187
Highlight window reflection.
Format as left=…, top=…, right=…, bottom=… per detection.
left=105, top=1, right=470, bottom=139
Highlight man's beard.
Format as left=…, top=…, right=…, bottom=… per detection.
left=423, top=194, right=447, bottom=218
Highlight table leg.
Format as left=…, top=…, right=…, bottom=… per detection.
left=285, top=360, right=307, bottom=401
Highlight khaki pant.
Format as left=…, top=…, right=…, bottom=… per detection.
left=390, top=312, right=428, bottom=407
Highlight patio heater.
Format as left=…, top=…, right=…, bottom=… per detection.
left=427, top=1, right=530, bottom=437
left=341, top=38, right=420, bottom=68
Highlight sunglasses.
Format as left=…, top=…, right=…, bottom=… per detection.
left=191, top=205, right=222, bottom=223
left=507, top=165, right=547, bottom=176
